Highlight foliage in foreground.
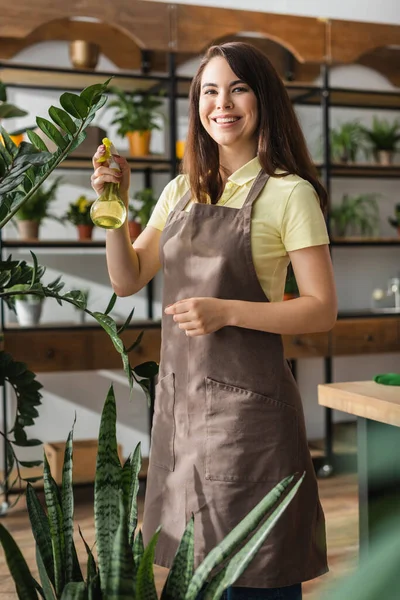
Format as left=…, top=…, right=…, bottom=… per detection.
left=0, top=386, right=304, bottom=599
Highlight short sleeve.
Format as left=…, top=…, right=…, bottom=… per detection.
left=147, top=176, right=189, bottom=232
left=281, top=181, right=329, bottom=252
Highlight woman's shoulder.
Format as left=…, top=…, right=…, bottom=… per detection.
left=269, top=169, right=317, bottom=199
left=163, top=174, right=190, bottom=202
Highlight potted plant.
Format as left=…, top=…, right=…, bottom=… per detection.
left=330, top=121, right=364, bottom=163
left=128, top=187, right=157, bottom=240
left=14, top=294, right=45, bottom=326
left=107, top=86, right=163, bottom=156
left=330, top=193, right=380, bottom=238
left=388, top=203, right=400, bottom=236
left=64, top=194, right=95, bottom=240
left=14, top=176, right=62, bottom=239
left=0, top=80, right=29, bottom=145
left=360, top=117, right=400, bottom=165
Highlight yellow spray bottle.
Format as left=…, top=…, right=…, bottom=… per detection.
left=90, top=138, right=127, bottom=229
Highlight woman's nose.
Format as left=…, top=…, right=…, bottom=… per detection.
left=217, top=93, right=233, bottom=110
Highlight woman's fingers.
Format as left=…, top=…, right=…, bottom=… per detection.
left=91, top=166, right=122, bottom=194
left=92, top=144, right=107, bottom=169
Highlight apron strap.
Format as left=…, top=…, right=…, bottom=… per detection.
left=174, top=189, right=192, bottom=213
left=242, top=170, right=270, bottom=208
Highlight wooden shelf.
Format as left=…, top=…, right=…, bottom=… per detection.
left=315, top=162, right=400, bottom=178
left=57, top=154, right=172, bottom=172
left=329, top=87, right=400, bottom=110
left=2, top=239, right=106, bottom=248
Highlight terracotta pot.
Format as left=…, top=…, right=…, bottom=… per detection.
left=126, top=131, right=151, bottom=156
left=376, top=150, right=393, bottom=166
left=77, top=224, right=94, bottom=240
left=17, top=220, right=39, bottom=240
left=69, top=40, right=100, bottom=70
left=128, top=220, right=142, bottom=241
left=283, top=293, right=297, bottom=301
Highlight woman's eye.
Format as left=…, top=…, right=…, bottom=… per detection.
left=204, top=89, right=217, bottom=95
left=233, top=86, right=248, bottom=93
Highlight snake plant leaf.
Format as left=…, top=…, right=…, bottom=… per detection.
left=128, top=443, right=142, bottom=544
left=36, top=117, right=67, bottom=150
left=78, top=525, right=97, bottom=584
left=132, top=529, right=144, bottom=592
left=59, top=92, right=89, bottom=120
left=43, top=452, right=65, bottom=596
left=203, top=474, right=305, bottom=600
left=0, top=522, right=39, bottom=599
left=26, top=129, right=49, bottom=152
left=61, top=424, right=83, bottom=584
left=36, top=545, right=57, bottom=600
left=134, top=361, right=159, bottom=379
left=26, top=484, right=55, bottom=588
left=185, top=474, right=298, bottom=599
left=59, top=582, right=86, bottom=600
left=135, top=527, right=161, bottom=600
left=48, top=107, right=77, bottom=136
left=94, top=385, right=122, bottom=591
left=161, top=517, right=195, bottom=600
left=106, top=494, right=135, bottom=599
left=121, top=456, right=132, bottom=512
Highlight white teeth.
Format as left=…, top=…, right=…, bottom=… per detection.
left=214, top=117, right=239, bottom=124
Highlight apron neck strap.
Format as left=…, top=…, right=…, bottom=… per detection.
left=242, top=170, right=270, bottom=209
left=174, top=189, right=192, bottom=212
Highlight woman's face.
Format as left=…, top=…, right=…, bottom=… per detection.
left=199, top=56, right=258, bottom=152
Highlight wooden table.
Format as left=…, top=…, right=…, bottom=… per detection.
left=318, top=381, right=400, bottom=556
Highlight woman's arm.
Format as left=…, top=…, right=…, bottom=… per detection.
left=165, top=245, right=337, bottom=335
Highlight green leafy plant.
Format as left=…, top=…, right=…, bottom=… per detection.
left=388, top=203, right=400, bottom=230
left=0, top=385, right=303, bottom=599
left=129, top=188, right=157, bottom=226
left=64, top=194, right=95, bottom=226
left=361, top=117, right=400, bottom=153
left=108, top=87, right=163, bottom=136
left=330, top=193, right=380, bottom=238
left=0, top=80, right=28, bottom=120
left=15, top=176, right=62, bottom=222
left=330, top=121, right=364, bottom=163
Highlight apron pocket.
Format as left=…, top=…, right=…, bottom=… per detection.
left=150, top=372, right=176, bottom=472
left=205, top=377, right=298, bottom=483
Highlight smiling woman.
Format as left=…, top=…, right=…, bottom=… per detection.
left=91, top=41, right=336, bottom=600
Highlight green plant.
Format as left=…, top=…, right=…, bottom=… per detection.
left=15, top=176, right=62, bottom=222
left=0, top=386, right=303, bottom=599
left=108, top=87, right=163, bottom=136
left=129, top=188, right=157, bottom=226
left=0, top=80, right=28, bottom=120
left=330, top=193, right=380, bottom=238
left=388, top=203, right=400, bottom=229
left=330, top=121, right=364, bottom=163
left=64, top=195, right=95, bottom=226
left=361, top=117, right=400, bottom=153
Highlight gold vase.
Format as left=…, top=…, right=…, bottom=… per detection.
left=69, top=40, right=100, bottom=70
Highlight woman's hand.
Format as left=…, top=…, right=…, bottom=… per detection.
left=164, top=297, right=229, bottom=336
left=91, top=144, right=131, bottom=201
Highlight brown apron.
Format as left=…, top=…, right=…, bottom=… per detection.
left=142, top=170, right=328, bottom=588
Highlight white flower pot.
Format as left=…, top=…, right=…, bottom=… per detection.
left=15, top=298, right=43, bottom=326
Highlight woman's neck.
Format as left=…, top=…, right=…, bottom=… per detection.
left=218, top=141, right=258, bottom=179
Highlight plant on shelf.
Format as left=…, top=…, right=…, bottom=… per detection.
left=64, top=194, right=96, bottom=240
left=283, top=264, right=298, bottom=301
left=107, top=86, right=164, bottom=156
left=360, top=117, right=400, bottom=165
left=14, top=176, right=62, bottom=240
left=329, top=193, right=380, bottom=238
left=0, top=386, right=303, bottom=599
left=128, top=187, right=157, bottom=240
left=14, top=293, right=45, bottom=327
left=388, top=203, right=400, bottom=236
left=330, top=121, right=365, bottom=163
left=0, top=80, right=28, bottom=146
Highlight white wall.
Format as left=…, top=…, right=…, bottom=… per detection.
left=1, top=26, right=400, bottom=470
left=144, top=0, right=400, bottom=25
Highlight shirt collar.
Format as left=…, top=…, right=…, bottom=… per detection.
left=227, top=156, right=262, bottom=186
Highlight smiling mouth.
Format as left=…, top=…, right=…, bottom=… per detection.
left=212, top=117, right=241, bottom=124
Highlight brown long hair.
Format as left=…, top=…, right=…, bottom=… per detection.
left=182, top=42, right=327, bottom=211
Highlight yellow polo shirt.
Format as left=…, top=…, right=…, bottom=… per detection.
left=148, top=157, right=329, bottom=302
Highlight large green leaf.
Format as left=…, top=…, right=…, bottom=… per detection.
left=94, top=385, right=122, bottom=590
left=48, top=107, right=77, bottom=136
left=0, top=522, right=38, bottom=599
left=185, top=474, right=299, bottom=599
left=134, top=361, right=159, bottom=379
left=0, top=103, right=28, bottom=119
left=135, top=528, right=161, bottom=600
left=43, top=453, right=65, bottom=596
left=26, top=484, right=55, bottom=589
left=59, top=93, right=89, bottom=120
left=36, top=546, right=57, bottom=600
left=36, top=117, right=67, bottom=150
left=61, top=426, right=83, bottom=584
left=203, top=474, right=305, bottom=599
left=161, top=517, right=194, bottom=600
left=26, top=130, right=49, bottom=152
left=106, top=494, right=134, bottom=599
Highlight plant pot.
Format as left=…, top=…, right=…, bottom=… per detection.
left=77, top=224, right=94, bottom=240
left=283, top=293, right=298, bottom=301
left=15, top=298, right=43, bottom=326
left=17, top=220, right=40, bottom=240
left=126, top=131, right=151, bottom=156
left=69, top=40, right=100, bottom=70
left=128, top=220, right=142, bottom=241
left=376, top=150, right=393, bottom=166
